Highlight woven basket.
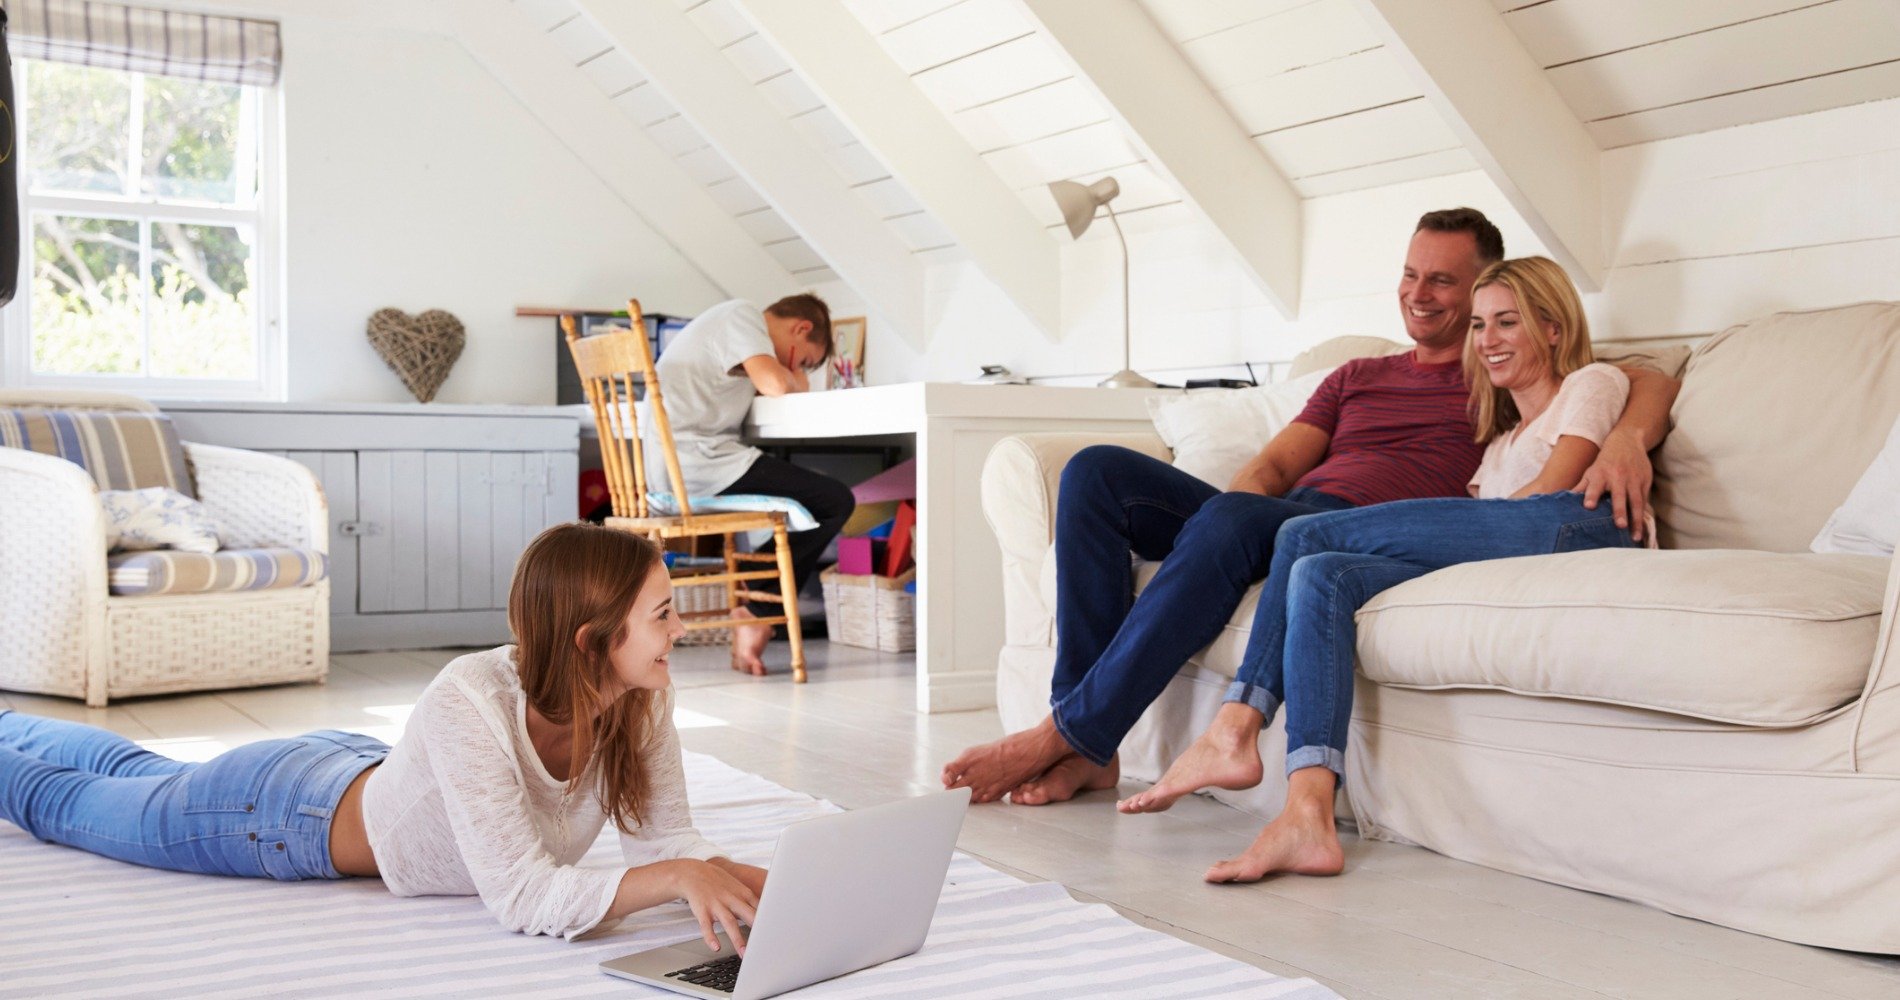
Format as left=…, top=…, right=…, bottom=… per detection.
left=672, top=569, right=733, bottom=646
left=820, top=567, right=915, bottom=653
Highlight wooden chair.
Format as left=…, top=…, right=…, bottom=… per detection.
left=563, top=300, right=807, bottom=682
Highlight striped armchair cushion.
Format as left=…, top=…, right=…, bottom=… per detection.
left=0, top=408, right=197, bottom=497
left=107, top=547, right=328, bottom=597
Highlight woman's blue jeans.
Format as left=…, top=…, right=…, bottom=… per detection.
left=1050, top=445, right=1354, bottom=765
left=0, top=711, right=388, bottom=880
left=1224, top=492, right=1639, bottom=780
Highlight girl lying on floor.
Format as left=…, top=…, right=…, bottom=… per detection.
left=0, top=523, right=765, bottom=949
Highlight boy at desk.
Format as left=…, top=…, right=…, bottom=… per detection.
left=652, top=294, right=857, bottom=674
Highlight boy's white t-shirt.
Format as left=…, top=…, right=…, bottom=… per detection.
left=649, top=300, right=777, bottom=497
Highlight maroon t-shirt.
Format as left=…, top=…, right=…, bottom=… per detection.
left=1290, top=352, right=1482, bottom=506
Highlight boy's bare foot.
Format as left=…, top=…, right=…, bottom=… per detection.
left=1118, top=703, right=1266, bottom=814
left=940, top=716, right=1074, bottom=804
left=729, top=607, right=772, bottom=676
left=1008, top=753, right=1120, bottom=806
left=1203, top=796, right=1345, bottom=883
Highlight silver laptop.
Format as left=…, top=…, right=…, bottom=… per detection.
left=599, top=788, right=971, bottom=999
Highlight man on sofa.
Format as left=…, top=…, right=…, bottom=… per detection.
left=942, top=207, right=1679, bottom=805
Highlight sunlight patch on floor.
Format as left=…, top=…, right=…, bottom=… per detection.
left=134, top=736, right=231, bottom=762
left=672, top=706, right=728, bottom=730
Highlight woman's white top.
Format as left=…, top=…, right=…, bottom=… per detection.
left=1467, top=362, right=1659, bottom=547
left=360, top=646, right=725, bottom=939
left=1469, top=363, right=1629, bottom=500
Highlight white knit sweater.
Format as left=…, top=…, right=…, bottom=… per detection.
left=360, top=646, right=726, bottom=939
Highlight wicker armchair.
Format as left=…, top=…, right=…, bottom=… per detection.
left=0, top=390, right=329, bottom=706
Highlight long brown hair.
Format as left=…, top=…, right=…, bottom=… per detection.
left=1464, top=256, right=1595, bottom=443
left=508, top=522, right=667, bottom=833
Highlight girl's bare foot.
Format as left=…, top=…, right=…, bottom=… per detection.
left=1118, top=703, right=1266, bottom=814
left=1008, top=753, right=1120, bottom=806
left=729, top=607, right=772, bottom=676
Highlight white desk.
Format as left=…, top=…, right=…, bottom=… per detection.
left=747, top=383, right=1166, bottom=713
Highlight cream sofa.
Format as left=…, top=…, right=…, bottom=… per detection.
left=979, top=302, right=1900, bottom=953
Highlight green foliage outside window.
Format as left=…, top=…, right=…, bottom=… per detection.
left=21, top=60, right=260, bottom=382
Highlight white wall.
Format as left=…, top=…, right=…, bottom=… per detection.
left=857, top=94, right=1900, bottom=387
left=267, top=3, right=726, bottom=405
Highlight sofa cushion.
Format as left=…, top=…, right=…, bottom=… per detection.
left=101, top=487, right=223, bottom=553
left=1356, top=549, right=1888, bottom=727
left=1654, top=302, right=1900, bottom=552
left=1146, top=369, right=1330, bottom=488
left=0, top=407, right=197, bottom=498
left=1812, top=412, right=1900, bottom=557
left=108, top=547, right=328, bottom=597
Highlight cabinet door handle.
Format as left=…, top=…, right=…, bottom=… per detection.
left=337, top=521, right=379, bottom=537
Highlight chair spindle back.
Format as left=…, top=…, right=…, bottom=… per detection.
left=562, top=300, right=696, bottom=519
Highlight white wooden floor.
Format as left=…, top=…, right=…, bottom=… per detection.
left=9, top=642, right=1900, bottom=999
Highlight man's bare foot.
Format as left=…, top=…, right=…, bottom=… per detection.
left=1008, top=753, right=1120, bottom=806
left=729, top=607, right=772, bottom=676
left=1118, top=703, right=1266, bottom=814
left=940, top=716, right=1074, bottom=804
left=1203, top=797, right=1345, bottom=883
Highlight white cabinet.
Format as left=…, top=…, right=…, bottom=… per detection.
left=161, top=402, right=579, bottom=651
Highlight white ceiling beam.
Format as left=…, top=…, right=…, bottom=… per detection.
left=1019, top=0, right=1303, bottom=318
left=573, top=0, right=929, bottom=346
left=448, top=2, right=799, bottom=305
left=733, top=0, right=1062, bottom=339
left=1352, top=0, right=1607, bottom=289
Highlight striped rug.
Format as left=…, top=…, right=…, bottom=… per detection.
left=0, top=753, right=1336, bottom=999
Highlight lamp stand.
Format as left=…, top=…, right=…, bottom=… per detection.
left=1095, top=204, right=1156, bottom=389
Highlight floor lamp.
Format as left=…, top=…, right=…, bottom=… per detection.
left=1049, top=176, right=1156, bottom=389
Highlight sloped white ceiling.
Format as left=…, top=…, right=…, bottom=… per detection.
left=505, top=0, right=1900, bottom=314
left=1142, top=0, right=1479, bottom=196
left=844, top=0, right=1185, bottom=230
left=1495, top=0, right=1900, bottom=147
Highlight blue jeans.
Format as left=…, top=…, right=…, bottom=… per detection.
left=0, top=711, right=388, bottom=880
left=1224, top=492, right=1639, bottom=779
left=1049, top=445, right=1355, bottom=765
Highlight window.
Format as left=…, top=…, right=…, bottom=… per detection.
left=3, top=58, right=280, bottom=398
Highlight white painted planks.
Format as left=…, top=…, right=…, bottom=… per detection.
left=1547, top=0, right=1900, bottom=123
left=343, top=450, right=572, bottom=616
left=1503, top=0, right=1822, bottom=68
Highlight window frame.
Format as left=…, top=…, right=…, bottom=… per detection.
left=0, top=57, right=285, bottom=401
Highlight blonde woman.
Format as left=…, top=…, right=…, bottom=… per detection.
left=0, top=524, right=767, bottom=951
left=1121, top=256, right=1665, bottom=882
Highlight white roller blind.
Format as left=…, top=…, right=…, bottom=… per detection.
left=6, top=0, right=280, bottom=86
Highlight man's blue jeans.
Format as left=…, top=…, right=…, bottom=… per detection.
left=1225, top=492, right=1639, bottom=780
left=1049, top=445, right=1354, bottom=765
left=0, top=711, right=388, bottom=880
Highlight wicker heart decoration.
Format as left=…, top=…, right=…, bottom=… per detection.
left=367, top=308, right=465, bottom=403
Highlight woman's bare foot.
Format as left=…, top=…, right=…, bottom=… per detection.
left=1118, top=703, right=1266, bottom=814
left=729, top=607, right=772, bottom=676
left=1008, top=753, right=1120, bottom=806
left=1204, top=768, right=1344, bottom=883
left=941, top=716, right=1074, bottom=804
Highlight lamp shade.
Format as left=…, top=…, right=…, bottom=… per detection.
left=1048, top=176, right=1121, bottom=240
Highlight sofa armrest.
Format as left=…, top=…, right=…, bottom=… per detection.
left=0, top=448, right=108, bottom=699
left=980, top=431, right=1169, bottom=647
left=1852, top=548, right=1900, bottom=772
left=186, top=443, right=329, bottom=553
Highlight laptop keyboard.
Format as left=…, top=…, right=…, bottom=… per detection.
left=667, top=954, right=742, bottom=994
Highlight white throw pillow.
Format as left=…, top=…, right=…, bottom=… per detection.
left=1145, top=368, right=1333, bottom=488
left=1812, top=413, right=1900, bottom=556
left=100, top=487, right=223, bottom=554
